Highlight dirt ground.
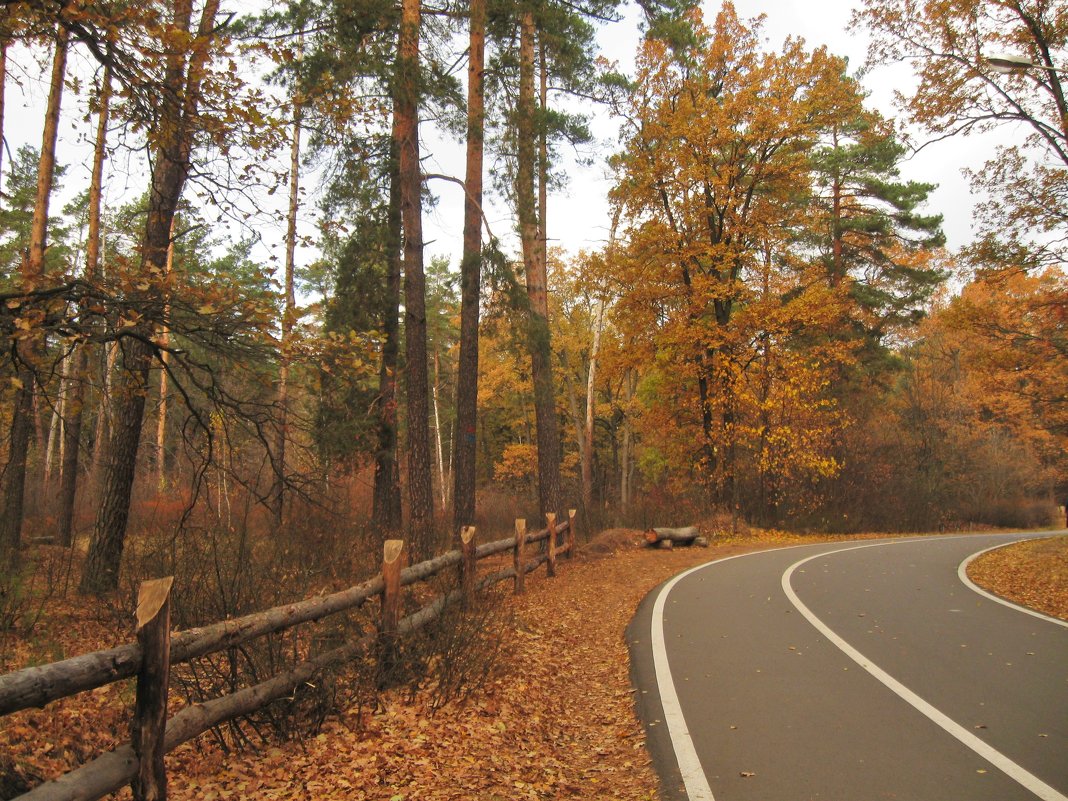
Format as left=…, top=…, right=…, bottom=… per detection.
left=2, top=527, right=1064, bottom=800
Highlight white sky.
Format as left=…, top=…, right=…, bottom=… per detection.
left=421, top=0, right=1001, bottom=269
left=2, top=0, right=1007, bottom=279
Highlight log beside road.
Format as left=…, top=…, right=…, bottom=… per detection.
left=644, top=527, right=709, bottom=548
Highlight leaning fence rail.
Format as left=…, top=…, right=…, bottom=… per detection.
left=0, top=510, right=578, bottom=801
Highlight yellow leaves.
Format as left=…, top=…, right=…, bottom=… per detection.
left=494, top=444, right=537, bottom=487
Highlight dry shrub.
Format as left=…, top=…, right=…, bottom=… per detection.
left=113, top=488, right=382, bottom=748
left=970, top=498, right=1059, bottom=530
left=405, top=584, right=513, bottom=713
left=475, top=487, right=540, bottom=535
left=0, top=546, right=76, bottom=637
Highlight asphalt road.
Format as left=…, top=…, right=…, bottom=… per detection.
left=628, top=533, right=1068, bottom=801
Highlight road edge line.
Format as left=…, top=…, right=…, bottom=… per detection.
left=649, top=543, right=827, bottom=801
left=651, top=559, right=720, bottom=801
left=957, top=538, right=1068, bottom=629
left=782, top=542, right=1068, bottom=801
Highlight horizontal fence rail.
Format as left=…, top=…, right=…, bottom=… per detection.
left=0, top=510, right=578, bottom=801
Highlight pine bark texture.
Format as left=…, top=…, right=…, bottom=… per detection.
left=372, top=143, right=403, bottom=533
left=397, top=0, right=434, bottom=560
left=452, top=0, right=486, bottom=532
left=81, top=0, right=221, bottom=594
left=517, top=11, right=561, bottom=521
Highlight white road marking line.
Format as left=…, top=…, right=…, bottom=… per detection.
left=649, top=542, right=837, bottom=801
left=651, top=560, right=723, bottom=801
left=957, top=539, right=1068, bottom=629
left=782, top=541, right=1068, bottom=801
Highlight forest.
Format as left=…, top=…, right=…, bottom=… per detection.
left=0, top=0, right=1065, bottom=613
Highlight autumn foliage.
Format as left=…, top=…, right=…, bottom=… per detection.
left=0, top=0, right=1065, bottom=794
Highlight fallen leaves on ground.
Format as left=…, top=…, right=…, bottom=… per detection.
left=164, top=532, right=746, bottom=801
left=966, top=535, right=1068, bottom=621
left=7, top=526, right=1024, bottom=800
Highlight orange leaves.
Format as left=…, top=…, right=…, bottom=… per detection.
left=933, top=269, right=1068, bottom=487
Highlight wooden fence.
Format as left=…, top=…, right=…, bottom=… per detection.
left=0, top=510, right=578, bottom=801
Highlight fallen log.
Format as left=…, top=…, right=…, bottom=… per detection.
left=644, top=527, right=709, bottom=548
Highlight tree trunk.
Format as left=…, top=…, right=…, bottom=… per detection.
left=82, top=336, right=154, bottom=594
left=0, top=26, right=67, bottom=561
left=518, top=10, right=561, bottom=520
left=372, top=142, right=403, bottom=533
left=44, top=360, right=66, bottom=486
left=80, top=0, right=220, bottom=595
left=274, top=99, right=301, bottom=526
left=620, top=367, right=636, bottom=512
left=57, top=346, right=88, bottom=547
left=90, top=340, right=118, bottom=490
left=397, top=0, right=434, bottom=560
left=155, top=218, right=176, bottom=492
left=451, top=0, right=486, bottom=533
left=538, top=36, right=548, bottom=268
left=582, top=298, right=603, bottom=509
left=0, top=38, right=7, bottom=190
left=432, top=350, right=447, bottom=512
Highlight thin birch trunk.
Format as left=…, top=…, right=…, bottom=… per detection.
left=90, top=338, right=117, bottom=489
left=582, top=298, right=604, bottom=509
left=156, top=217, right=176, bottom=491
left=274, top=93, right=302, bottom=526
left=44, top=359, right=65, bottom=485
left=432, top=350, right=447, bottom=513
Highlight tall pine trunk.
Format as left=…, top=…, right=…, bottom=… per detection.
left=0, top=26, right=67, bottom=561
left=396, top=0, right=434, bottom=560
left=371, top=142, right=403, bottom=533
left=517, top=10, right=561, bottom=520
left=451, top=0, right=486, bottom=533
left=80, top=0, right=220, bottom=594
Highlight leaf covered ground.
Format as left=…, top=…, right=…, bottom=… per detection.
left=4, top=527, right=1064, bottom=800
left=162, top=530, right=763, bottom=801
left=966, top=535, right=1068, bottom=621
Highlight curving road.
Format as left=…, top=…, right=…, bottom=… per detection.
left=628, top=533, right=1068, bottom=801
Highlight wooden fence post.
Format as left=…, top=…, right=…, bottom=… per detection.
left=566, top=509, right=576, bottom=559
left=381, top=539, right=405, bottom=637
left=513, top=519, right=527, bottom=595
left=545, top=512, right=557, bottom=578
left=379, top=539, right=406, bottom=681
left=460, top=526, right=476, bottom=603
left=132, top=576, right=174, bottom=801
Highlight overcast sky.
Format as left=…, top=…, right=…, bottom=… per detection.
left=528, top=0, right=998, bottom=260
left=4, top=1, right=1006, bottom=276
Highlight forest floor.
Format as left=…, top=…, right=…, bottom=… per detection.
left=2, top=527, right=1065, bottom=800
